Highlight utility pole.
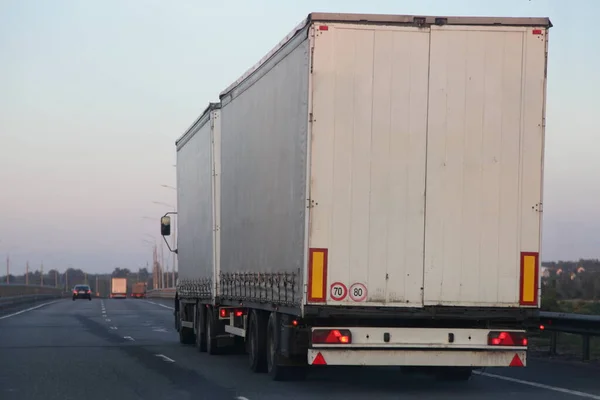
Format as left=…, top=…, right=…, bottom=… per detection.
left=153, top=244, right=158, bottom=289
left=152, top=247, right=155, bottom=289
left=55, top=270, right=58, bottom=287
left=25, top=261, right=29, bottom=285
left=40, top=262, right=44, bottom=286
left=5, top=255, right=9, bottom=284
left=65, top=270, right=68, bottom=290
left=95, top=275, right=99, bottom=296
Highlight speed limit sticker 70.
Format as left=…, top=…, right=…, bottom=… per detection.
left=329, top=282, right=348, bottom=301
left=349, top=283, right=367, bottom=302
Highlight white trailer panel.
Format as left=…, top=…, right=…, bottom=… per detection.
left=176, top=104, right=221, bottom=300
left=423, top=25, right=547, bottom=307
left=306, top=19, right=548, bottom=309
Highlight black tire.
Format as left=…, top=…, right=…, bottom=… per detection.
left=195, top=305, right=207, bottom=353
left=435, top=367, right=473, bottom=381
left=174, top=311, right=180, bottom=332
left=178, top=304, right=196, bottom=345
left=206, top=307, right=223, bottom=355
left=266, top=313, right=307, bottom=381
left=179, top=325, right=195, bottom=345
left=267, top=312, right=290, bottom=381
left=72, top=298, right=76, bottom=301
left=248, top=310, right=268, bottom=373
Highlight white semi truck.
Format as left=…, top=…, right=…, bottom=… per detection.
left=160, top=12, right=551, bottom=381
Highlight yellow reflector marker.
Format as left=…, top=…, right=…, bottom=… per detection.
left=520, top=252, right=539, bottom=306
left=308, top=248, right=328, bottom=302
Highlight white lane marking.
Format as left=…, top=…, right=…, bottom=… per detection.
left=155, top=354, right=175, bottom=363
left=152, top=327, right=168, bottom=332
left=0, top=300, right=60, bottom=320
left=105, top=319, right=111, bottom=322
left=235, top=397, right=251, bottom=400
left=144, top=300, right=174, bottom=310
left=476, top=372, right=600, bottom=399
left=110, top=326, right=118, bottom=330
left=123, top=336, right=135, bottom=341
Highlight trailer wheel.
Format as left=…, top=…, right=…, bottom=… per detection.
left=174, top=311, right=180, bottom=332
left=267, top=312, right=302, bottom=381
left=206, top=307, right=222, bottom=355
left=179, top=325, right=195, bottom=345
left=174, top=297, right=180, bottom=331
left=195, top=305, right=207, bottom=352
left=178, top=304, right=195, bottom=345
left=248, top=310, right=267, bottom=373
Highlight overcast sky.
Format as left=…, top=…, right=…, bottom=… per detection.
left=1, top=0, right=598, bottom=274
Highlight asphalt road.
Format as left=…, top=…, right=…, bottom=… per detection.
left=1, top=299, right=599, bottom=400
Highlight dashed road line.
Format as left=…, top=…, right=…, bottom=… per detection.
left=123, top=336, right=135, bottom=341
left=155, top=354, right=175, bottom=363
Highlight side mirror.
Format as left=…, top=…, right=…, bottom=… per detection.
left=160, top=216, right=171, bottom=236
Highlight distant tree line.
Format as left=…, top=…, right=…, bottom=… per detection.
left=541, top=259, right=600, bottom=314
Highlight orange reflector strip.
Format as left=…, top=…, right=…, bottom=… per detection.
left=308, top=248, right=328, bottom=302
left=509, top=354, right=524, bottom=367
left=312, top=352, right=327, bottom=365
left=519, top=252, right=539, bottom=306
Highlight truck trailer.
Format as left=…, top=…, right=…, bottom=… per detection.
left=110, top=277, right=127, bottom=299
left=162, top=12, right=551, bottom=381
left=131, top=282, right=147, bottom=298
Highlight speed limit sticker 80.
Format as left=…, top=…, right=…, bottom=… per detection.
left=349, top=283, right=367, bottom=302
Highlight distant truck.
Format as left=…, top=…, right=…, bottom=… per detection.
left=131, top=282, right=146, bottom=298
left=161, top=12, right=551, bottom=381
left=110, top=277, right=127, bottom=299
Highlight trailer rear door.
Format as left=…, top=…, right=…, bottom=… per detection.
left=422, top=25, right=546, bottom=307
left=307, top=23, right=430, bottom=307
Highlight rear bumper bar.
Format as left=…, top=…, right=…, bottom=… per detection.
left=308, top=349, right=526, bottom=367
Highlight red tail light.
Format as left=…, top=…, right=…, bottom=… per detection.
left=312, top=329, right=352, bottom=344
left=219, top=308, right=246, bottom=318
left=73, top=290, right=77, bottom=294
left=488, top=331, right=527, bottom=347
